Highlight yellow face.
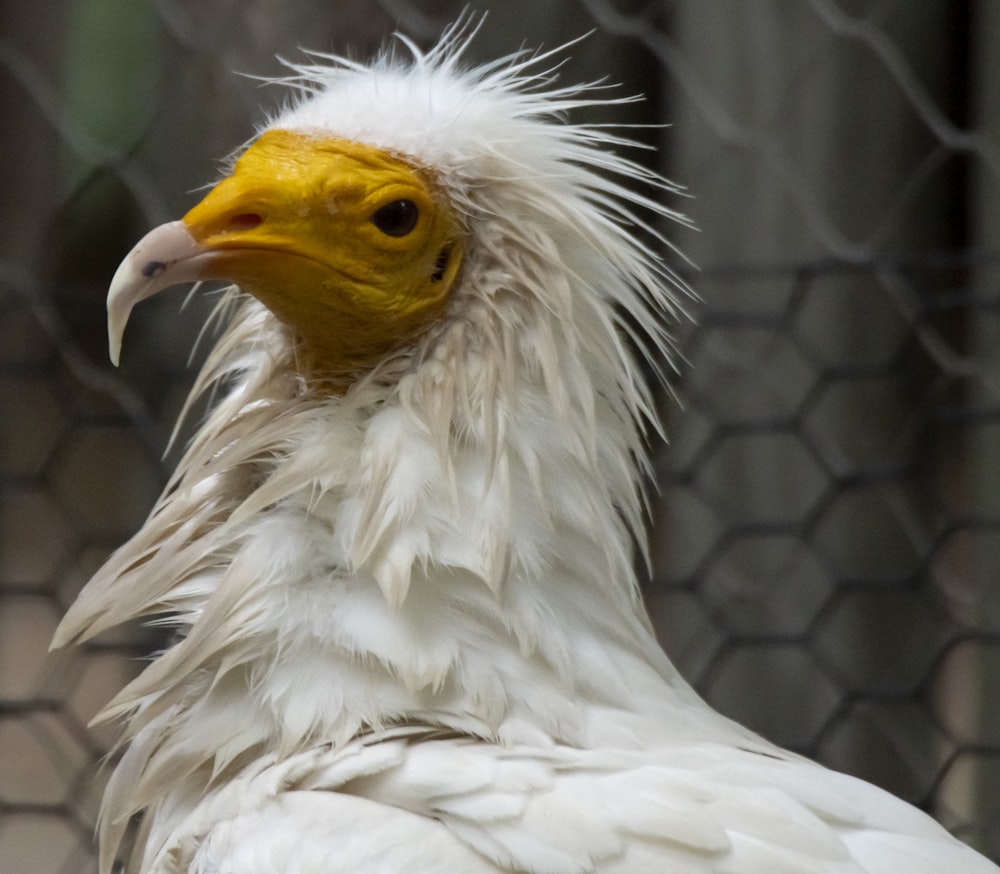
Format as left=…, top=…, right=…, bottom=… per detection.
left=182, top=130, right=464, bottom=379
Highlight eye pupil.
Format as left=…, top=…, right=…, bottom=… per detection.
left=371, top=199, right=419, bottom=237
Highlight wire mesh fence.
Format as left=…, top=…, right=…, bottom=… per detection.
left=2, top=1, right=999, bottom=870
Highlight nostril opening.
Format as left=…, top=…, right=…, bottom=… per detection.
left=228, top=213, right=263, bottom=231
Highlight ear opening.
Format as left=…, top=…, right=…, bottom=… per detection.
left=431, top=246, right=451, bottom=282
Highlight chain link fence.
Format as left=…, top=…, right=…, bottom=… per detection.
left=2, top=1, right=999, bottom=870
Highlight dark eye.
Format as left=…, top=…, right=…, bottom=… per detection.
left=370, top=199, right=419, bottom=237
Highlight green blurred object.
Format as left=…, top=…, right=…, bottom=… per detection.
left=63, top=0, right=161, bottom=169
left=54, top=0, right=162, bottom=283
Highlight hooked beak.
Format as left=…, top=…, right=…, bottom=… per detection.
left=106, top=221, right=216, bottom=366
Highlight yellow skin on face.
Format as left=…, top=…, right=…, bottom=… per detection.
left=109, top=130, right=464, bottom=383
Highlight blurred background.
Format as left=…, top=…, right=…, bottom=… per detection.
left=3, top=0, right=1000, bottom=870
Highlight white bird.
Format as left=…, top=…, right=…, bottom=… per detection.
left=53, top=20, right=998, bottom=874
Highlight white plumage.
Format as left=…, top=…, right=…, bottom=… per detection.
left=54, top=21, right=997, bottom=874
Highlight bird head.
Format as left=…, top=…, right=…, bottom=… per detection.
left=103, top=25, right=690, bottom=405
left=109, top=127, right=464, bottom=381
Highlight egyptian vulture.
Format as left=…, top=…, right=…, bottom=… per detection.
left=54, top=21, right=997, bottom=874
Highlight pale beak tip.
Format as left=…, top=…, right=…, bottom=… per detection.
left=106, top=256, right=142, bottom=366
left=108, top=333, right=122, bottom=367
left=103, top=220, right=208, bottom=367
